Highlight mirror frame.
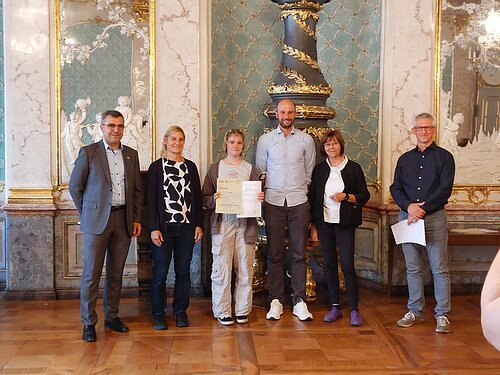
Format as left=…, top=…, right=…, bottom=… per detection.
left=55, top=0, right=156, bottom=189
left=434, top=0, right=500, bottom=205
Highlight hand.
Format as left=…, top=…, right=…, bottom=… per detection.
left=310, top=224, right=318, bottom=242
left=407, top=215, right=420, bottom=224
left=194, top=226, right=203, bottom=243
left=407, top=202, right=426, bottom=221
left=151, top=230, right=163, bottom=247
left=132, top=222, right=142, bottom=237
left=257, top=191, right=265, bottom=202
left=213, top=192, right=221, bottom=200
left=329, top=192, right=345, bottom=202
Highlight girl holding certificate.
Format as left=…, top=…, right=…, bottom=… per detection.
left=309, top=129, right=370, bottom=326
left=202, top=129, right=264, bottom=326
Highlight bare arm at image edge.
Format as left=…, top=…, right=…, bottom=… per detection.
left=481, top=250, right=500, bottom=351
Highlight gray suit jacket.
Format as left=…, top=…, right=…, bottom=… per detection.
left=69, top=140, right=143, bottom=235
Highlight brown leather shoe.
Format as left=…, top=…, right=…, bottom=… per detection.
left=104, top=318, right=129, bottom=333
left=82, top=325, right=96, bottom=342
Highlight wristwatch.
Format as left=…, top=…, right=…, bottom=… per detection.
left=344, top=193, right=349, bottom=201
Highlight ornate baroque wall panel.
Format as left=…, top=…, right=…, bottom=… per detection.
left=380, top=0, right=435, bottom=204
left=57, top=0, right=153, bottom=182
left=317, top=0, right=381, bottom=183
left=437, top=0, right=500, bottom=203
left=0, top=2, right=5, bottom=188
left=155, top=0, right=201, bottom=165
left=0, top=3, right=5, bottom=287
left=212, top=0, right=282, bottom=162
left=211, top=0, right=381, bottom=183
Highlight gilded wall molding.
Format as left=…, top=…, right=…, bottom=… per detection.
left=267, top=83, right=332, bottom=95
left=7, top=188, right=54, bottom=205
left=264, top=104, right=336, bottom=120
left=277, top=1, right=323, bottom=12
left=450, top=185, right=500, bottom=205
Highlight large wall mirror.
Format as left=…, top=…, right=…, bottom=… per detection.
left=436, top=0, right=499, bottom=201
left=56, top=0, right=154, bottom=185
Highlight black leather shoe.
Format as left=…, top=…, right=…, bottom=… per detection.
left=104, top=317, right=129, bottom=333
left=152, top=314, right=168, bottom=330
left=175, top=312, right=189, bottom=328
left=82, top=325, right=96, bottom=342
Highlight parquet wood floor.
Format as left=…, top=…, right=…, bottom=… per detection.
left=0, top=289, right=499, bottom=374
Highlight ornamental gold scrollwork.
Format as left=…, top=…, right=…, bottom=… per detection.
left=279, top=64, right=307, bottom=85
left=264, top=105, right=336, bottom=120
left=132, top=0, right=149, bottom=22
left=466, top=187, right=491, bottom=205
left=267, top=83, right=332, bottom=95
left=281, top=10, right=320, bottom=40
left=296, top=105, right=336, bottom=119
left=301, top=127, right=331, bottom=139
left=283, top=44, right=320, bottom=71
left=278, top=0, right=323, bottom=11
left=449, top=186, right=500, bottom=204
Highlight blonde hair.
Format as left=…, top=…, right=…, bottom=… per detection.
left=162, top=125, right=185, bottom=155
left=223, top=129, right=245, bottom=155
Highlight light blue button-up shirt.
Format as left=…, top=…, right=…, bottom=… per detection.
left=103, top=140, right=126, bottom=206
left=255, top=126, right=316, bottom=207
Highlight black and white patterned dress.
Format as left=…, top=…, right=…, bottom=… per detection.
left=162, top=158, right=192, bottom=223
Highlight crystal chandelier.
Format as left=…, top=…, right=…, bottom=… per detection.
left=464, top=3, right=500, bottom=73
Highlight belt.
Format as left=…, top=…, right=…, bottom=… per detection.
left=111, top=205, right=126, bottom=212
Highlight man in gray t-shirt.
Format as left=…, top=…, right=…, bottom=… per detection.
left=256, top=99, right=316, bottom=321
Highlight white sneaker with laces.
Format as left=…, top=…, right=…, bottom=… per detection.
left=266, top=299, right=283, bottom=320
left=293, top=299, right=313, bottom=321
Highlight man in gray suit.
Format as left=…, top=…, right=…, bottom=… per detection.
left=69, top=109, right=143, bottom=342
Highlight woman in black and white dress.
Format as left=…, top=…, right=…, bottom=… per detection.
left=147, top=125, right=203, bottom=330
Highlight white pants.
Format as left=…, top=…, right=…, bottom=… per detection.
left=211, top=216, right=255, bottom=318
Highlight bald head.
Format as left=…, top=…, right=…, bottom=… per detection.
left=276, top=99, right=296, bottom=132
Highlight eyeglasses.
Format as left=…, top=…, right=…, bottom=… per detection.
left=104, top=123, right=125, bottom=130
left=414, top=126, right=435, bottom=132
left=324, top=142, right=339, bottom=148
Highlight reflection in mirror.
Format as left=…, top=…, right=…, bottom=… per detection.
left=57, top=0, right=152, bottom=184
left=438, top=0, right=500, bottom=185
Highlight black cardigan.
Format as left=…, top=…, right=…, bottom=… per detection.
left=147, top=157, right=203, bottom=233
left=309, top=159, right=370, bottom=228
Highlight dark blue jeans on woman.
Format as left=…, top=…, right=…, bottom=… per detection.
left=316, top=222, right=359, bottom=310
left=150, top=223, right=195, bottom=317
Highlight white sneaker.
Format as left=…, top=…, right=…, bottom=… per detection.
left=266, top=299, right=283, bottom=320
left=293, top=299, right=313, bottom=321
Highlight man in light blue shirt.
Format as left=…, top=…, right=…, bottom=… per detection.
left=256, top=99, right=316, bottom=321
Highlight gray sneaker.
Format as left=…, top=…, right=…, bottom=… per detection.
left=397, top=311, right=424, bottom=327
left=435, top=315, right=451, bottom=333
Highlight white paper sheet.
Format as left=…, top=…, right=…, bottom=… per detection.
left=391, top=219, right=426, bottom=246
left=237, top=181, right=262, bottom=218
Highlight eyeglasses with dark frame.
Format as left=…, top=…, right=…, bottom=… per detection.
left=414, top=126, right=436, bottom=132
left=103, top=123, right=125, bottom=130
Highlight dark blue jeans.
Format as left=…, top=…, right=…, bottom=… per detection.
left=150, top=223, right=195, bottom=316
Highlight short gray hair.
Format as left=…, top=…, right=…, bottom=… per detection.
left=413, top=112, right=436, bottom=127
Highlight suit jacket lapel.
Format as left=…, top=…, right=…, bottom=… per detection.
left=122, top=146, right=133, bottom=193
left=96, top=140, right=112, bottom=187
